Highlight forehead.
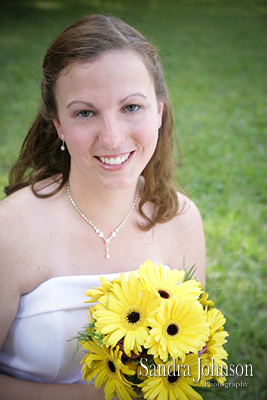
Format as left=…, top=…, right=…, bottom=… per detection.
left=56, top=50, right=154, bottom=91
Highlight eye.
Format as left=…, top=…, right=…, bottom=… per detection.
left=124, top=104, right=140, bottom=113
left=77, top=110, right=93, bottom=118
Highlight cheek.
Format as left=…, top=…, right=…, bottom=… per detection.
left=56, top=110, right=94, bottom=144
left=135, top=117, right=159, bottom=148
left=64, top=127, right=95, bottom=155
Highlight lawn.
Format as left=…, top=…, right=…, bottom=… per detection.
left=0, top=0, right=266, bottom=398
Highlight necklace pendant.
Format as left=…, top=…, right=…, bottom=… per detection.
left=105, top=243, right=111, bottom=259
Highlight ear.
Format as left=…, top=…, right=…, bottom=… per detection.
left=157, top=102, right=164, bottom=129
left=53, top=117, right=63, bottom=139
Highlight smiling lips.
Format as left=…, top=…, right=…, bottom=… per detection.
left=97, top=152, right=132, bottom=166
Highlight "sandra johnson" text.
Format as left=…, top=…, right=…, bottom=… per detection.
left=139, top=357, right=253, bottom=382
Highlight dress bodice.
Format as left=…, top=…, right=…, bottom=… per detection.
left=0, top=272, right=126, bottom=384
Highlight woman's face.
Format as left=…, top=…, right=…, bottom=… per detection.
left=53, top=50, right=163, bottom=191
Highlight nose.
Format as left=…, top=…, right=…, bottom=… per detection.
left=98, top=114, right=126, bottom=149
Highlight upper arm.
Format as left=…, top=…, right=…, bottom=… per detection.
left=0, top=206, right=21, bottom=348
left=0, top=271, right=21, bottom=349
left=174, top=194, right=206, bottom=286
left=0, top=196, right=29, bottom=348
left=184, top=199, right=206, bottom=286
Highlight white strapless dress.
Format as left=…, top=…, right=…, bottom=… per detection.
left=0, top=272, right=126, bottom=384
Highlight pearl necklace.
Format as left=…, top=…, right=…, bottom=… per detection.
left=66, top=180, right=139, bottom=259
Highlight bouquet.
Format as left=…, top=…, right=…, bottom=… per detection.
left=77, top=261, right=228, bottom=400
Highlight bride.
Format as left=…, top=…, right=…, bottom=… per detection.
left=0, top=14, right=205, bottom=399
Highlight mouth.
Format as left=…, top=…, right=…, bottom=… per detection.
left=96, top=152, right=133, bottom=166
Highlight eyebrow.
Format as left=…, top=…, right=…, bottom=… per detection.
left=66, top=93, right=148, bottom=109
left=67, top=100, right=94, bottom=109
left=119, top=93, right=148, bottom=104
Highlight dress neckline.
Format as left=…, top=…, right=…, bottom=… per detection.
left=17, top=271, right=132, bottom=318
left=40, top=270, right=133, bottom=284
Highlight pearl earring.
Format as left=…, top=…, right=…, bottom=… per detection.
left=60, top=134, right=65, bottom=151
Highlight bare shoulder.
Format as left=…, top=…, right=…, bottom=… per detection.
left=177, top=192, right=205, bottom=239
left=0, top=187, right=42, bottom=289
left=0, top=176, right=63, bottom=233
left=0, top=178, right=63, bottom=290
left=0, top=184, right=45, bottom=245
left=167, top=192, right=206, bottom=285
left=177, top=192, right=203, bottom=222
left=0, top=186, right=33, bottom=243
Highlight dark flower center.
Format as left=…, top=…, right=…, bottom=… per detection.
left=158, top=290, right=170, bottom=299
left=167, top=323, right=178, bottom=335
left=108, top=360, right=116, bottom=373
left=167, top=371, right=179, bottom=384
left=127, top=311, right=140, bottom=324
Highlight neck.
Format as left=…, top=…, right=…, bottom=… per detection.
left=66, top=174, right=140, bottom=234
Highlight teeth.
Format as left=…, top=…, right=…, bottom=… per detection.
left=99, top=153, right=131, bottom=165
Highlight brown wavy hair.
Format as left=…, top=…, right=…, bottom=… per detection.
left=5, top=14, right=180, bottom=230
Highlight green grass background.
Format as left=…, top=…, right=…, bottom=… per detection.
left=0, top=0, right=266, bottom=398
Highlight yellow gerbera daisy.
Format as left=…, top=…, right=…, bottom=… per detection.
left=145, top=296, right=210, bottom=362
left=139, top=354, right=204, bottom=400
left=205, top=308, right=228, bottom=363
left=94, top=272, right=161, bottom=356
left=84, top=276, right=122, bottom=303
left=206, top=308, right=227, bottom=333
left=197, top=332, right=228, bottom=386
left=138, top=260, right=202, bottom=301
left=81, top=340, right=137, bottom=400
left=205, top=330, right=228, bottom=363
left=196, top=308, right=228, bottom=385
